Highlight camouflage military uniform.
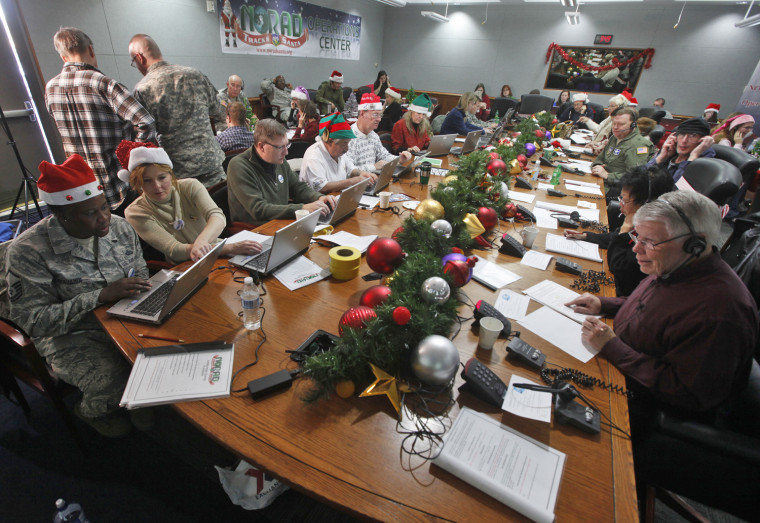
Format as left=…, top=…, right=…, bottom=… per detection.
left=133, top=61, right=226, bottom=186
left=4, top=215, right=148, bottom=418
left=217, top=87, right=253, bottom=131
left=315, top=81, right=345, bottom=115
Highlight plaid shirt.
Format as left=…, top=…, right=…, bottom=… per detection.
left=45, top=62, right=155, bottom=209
left=216, top=125, right=254, bottom=152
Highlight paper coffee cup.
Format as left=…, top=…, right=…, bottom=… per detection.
left=478, top=317, right=503, bottom=350
left=295, top=209, right=309, bottom=220
left=378, top=191, right=392, bottom=208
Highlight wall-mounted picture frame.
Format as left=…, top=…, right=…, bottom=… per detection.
left=544, top=45, right=653, bottom=95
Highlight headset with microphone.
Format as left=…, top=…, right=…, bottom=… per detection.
left=657, top=199, right=707, bottom=279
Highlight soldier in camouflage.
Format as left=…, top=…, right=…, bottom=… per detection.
left=4, top=155, right=152, bottom=437
left=128, top=34, right=226, bottom=187
left=217, top=74, right=254, bottom=131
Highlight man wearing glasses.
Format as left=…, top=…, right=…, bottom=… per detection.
left=300, top=112, right=378, bottom=194
left=347, top=93, right=412, bottom=173
left=227, top=119, right=336, bottom=226
left=567, top=191, right=757, bottom=418
left=646, top=117, right=716, bottom=182
left=45, top=27, right=155, bottom=213
left=128, top=34, right=226, bottom=187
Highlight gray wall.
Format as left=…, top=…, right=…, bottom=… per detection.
left=381, top=3, right=760, bottom=117
left=22, top=0, right=386, bottom=95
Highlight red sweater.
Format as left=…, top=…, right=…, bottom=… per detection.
left=391, top=119, right=431, bottom=154
left=292, top=120, right=318, bottom=142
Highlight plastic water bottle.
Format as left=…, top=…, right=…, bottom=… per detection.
left=241, top=277, right=261, bottom=331
left=53, top=498, right=89, bottom=523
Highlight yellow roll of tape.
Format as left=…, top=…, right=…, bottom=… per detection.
left=329, top=246, right=361, bottom=280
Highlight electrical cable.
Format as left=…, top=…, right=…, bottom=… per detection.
left=230, top=306, right=268, bottom=393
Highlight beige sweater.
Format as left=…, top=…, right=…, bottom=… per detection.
left=125, top=178, right=225, bottom=264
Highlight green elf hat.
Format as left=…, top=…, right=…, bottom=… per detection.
left=319, top=112, right=356, bottom=140
left=409, top=94, right=433, bottom=117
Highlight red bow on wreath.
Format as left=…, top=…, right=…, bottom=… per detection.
left=545, top=43, right=655, bottom=71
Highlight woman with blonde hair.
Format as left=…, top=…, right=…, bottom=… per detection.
left=118, top=141, right=261, bottom=264
left=440, top=91, right=485, bottom=136
left=391, top=94, right=434, bottom=154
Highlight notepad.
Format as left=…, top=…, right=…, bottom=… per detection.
left=544, top=233, right=603, bottom=263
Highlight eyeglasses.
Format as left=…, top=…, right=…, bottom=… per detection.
left=617, top=195, right=634, bottom=205
left=628, top=229, right=691, bottom=250
left=129, top=53, right=143, bottom=68
left=262, top=142, right=291, bottom=151
left=676, top=132, right=702, bottom=141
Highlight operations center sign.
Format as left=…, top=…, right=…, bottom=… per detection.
left=218, top=0, right=361, bottom=60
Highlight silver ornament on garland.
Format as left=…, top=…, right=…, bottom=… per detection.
left=410, top=335, right=460, bottom=386
left=421, top=276, right=450, bottom=304
left=430, top=219, right=452, bottom=238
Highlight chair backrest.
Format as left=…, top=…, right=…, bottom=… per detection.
left=223, top=147, right=248, bottom=174
left=259, top=92, right=275, bottom=120
left=518, top=94, right=554, bottom=115
left=647, top=125, right=665, bottom=147
left=357, top=85, right=371, bottom=97
left=637, top=107, right=657, bottom=119
left=713, top=144, right=760, bottom=184
left=429, top=97, right=438, bottom=106
left=489, top=97, right=519, bottom=120
left=651, top=110, right=666, bottom=124
left=342, top=86, right=353, bottom=101
left=286, top=140, right=311, bottom=160
left=587, top=102, right=605, bottom=124
left=378, top=132, right=393, bottom=154
left=307, top=89, right=318, bottom=103
left=430, top=104, right=443, bottom=121
left=607, top=200, right=624, bottom=231
left=210, top=182, right=231, bottom=226
left=432, top=114, right=446, bottom=134
left=682, top=158, right=742, bottom=206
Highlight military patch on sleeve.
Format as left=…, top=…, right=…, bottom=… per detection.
left=637, top=147, right=648, bottom=154
left=7, top=271, right=22, bottom=303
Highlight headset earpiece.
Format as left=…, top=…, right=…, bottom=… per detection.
left=662, top=200, right=706, bottom=256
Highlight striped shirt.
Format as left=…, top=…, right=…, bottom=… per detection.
left=45, top=62, right=155, bottom=209
left=216, top=125, right=254, bottom=152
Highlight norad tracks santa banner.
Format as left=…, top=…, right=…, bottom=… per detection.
left=218, top=0, right=361, bottom=60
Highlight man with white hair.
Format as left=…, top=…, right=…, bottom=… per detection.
left=567, top=190, right=758, bottom=417
left=217, top=74, right=253, bottom=131
left=346, top=93, right=412, bottom=172
left=558, top=92, right=597, bottom=129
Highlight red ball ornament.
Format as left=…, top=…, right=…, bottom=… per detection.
left=391, top=226, right=404, bottom=241
left=552, top=118, right=558, bottom=124
left=503, top=203, right=518, bottom=219
left=489, top=152, right=501, bottom=160
left=534, top=129, right=545, bottom=139
left=443, top=257, right=477, bottom=288
left=477, top=206, right=499, bottom=231
left=486, top=158, right=508, bottom=177
left=338, top=306, right=377, bottom=335
left=516, top=154, right=528, bottom=167
left=451, top=247, right=464, bottom=254
left=392, top=306, right=411, bottom=326
left=359, top=285, right=392, bottom=308
left=366, top=238, right=404, bottom=274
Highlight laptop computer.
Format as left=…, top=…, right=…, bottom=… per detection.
left=479, top=122, right=505, bottom=147
left=450, top=130, right=482, bottom=155
left=393, top=151, right=431, bottom=179
left=319, top=178, right=370, bottom=225
left=107, top=239, right=226, bottom=324
left=230, top=209, right=321, bottom=275
left=411, top=134, right=457, bottom=157
left=366, top=157, right=399, bottom=195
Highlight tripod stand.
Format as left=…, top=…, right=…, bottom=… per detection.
left=0, top=100, right=43, bottom=231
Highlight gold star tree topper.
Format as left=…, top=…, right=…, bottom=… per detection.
left=359, top=363, right=412, bottom=419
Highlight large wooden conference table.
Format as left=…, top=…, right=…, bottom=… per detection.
left=95, top=155, right=637, bottom=521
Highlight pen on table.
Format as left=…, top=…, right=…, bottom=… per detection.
left=127, top=268, right=135, bottom=277
left=138, top=334, right=185, bottom=343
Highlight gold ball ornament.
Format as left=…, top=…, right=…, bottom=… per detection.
left=443, top=175, right=458, bottom=184
left=335, top=380, right=355, bottom=398
left=414, top=199, right=445, bottom=221
left=509, top=159, right=522, bottom=175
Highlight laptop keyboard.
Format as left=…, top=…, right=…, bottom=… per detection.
left=131, top=274, right=180, bottom=316
left=244, top=247, right=272, bottom=271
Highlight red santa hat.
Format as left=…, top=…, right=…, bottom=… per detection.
left=329, top=70, right=344, bottom=83
left=704, top=103, right=720, bottom=114
left=37, top=154, right=103, bottom=206
left=358, top=93, right=384, bottom=111
left=386, top=87, right=401, bottom=100
left=116, top=140, right=173, bottom=183
left=572, top=92, right=588, bottom=103
left=621, top=88, right=638, bottom=106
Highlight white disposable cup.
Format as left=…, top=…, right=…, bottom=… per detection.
left=478, top=317, right=503, bottom=350
left=378, top=191, right=392, bottom=208
left=520, top=226, right=539, bottom=249
left=295, top=209, right=310, bottom=220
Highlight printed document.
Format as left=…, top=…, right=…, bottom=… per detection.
left=504, top=374, right=552, bottom=423
left=518, top=307, right=599, bottom=363
left=544, top=233, right=603, bottom=263
left=523, top=279, right=596, bottom=324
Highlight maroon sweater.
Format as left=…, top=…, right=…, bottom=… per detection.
left=599, top=250, right=758, bottom=413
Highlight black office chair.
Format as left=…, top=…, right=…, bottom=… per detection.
left=356, top=85, right=371, bottom=97
left=681, top=158, right=742, bottom=206
left=637, top=107, right=657, bottom=119
left=546, top=73, right=569, bottom=89
left=606, top=200, right=624, bottom=231
left=378, top=133, right=393, bottom=154
left=259, top=93, right=283, bottom=122
left=587, top=102, right=605, bottom=124
left=307, top=89, right=318, bottom=104
left=647, top=125, right=665, bottom=147
left=222, top=147, right=248, bottom=174
left=342, top=86, right=353, bottom=101
left=209, top=183, right=254, bottom=236
left=286, top=140, right=310, bottom=160
left=518, top=94, right=554, bottom=115
left=430, top=104, right=442, bottom=122
left=639, top=359, right=760, bottom=523
left=713, top=145, right=760, bottom=186
left=489, top=98, right=519, bottom=120
left=429, top=97, right=438, bottom=106
left=651, top=110, right=666, bottom=124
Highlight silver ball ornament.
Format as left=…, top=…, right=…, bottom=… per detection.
left=421, top=276, right=450, bottom=304
left=430, top=219, right=453, bottom=238
left=411, top=335, right=460, bottom=386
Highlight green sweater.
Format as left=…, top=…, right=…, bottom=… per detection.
left=227, top=147, right=322, bottom=226
left=591, top=128, right=654, bottom=192
left=315, top=81, right=345, bottom=114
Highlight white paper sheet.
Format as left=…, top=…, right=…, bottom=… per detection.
left=562, top=179, right=598, bottom=188
left=504, top=375, right=552, bottom=423
left=315, top=231, right=377, bottom=253
left=537, top=182, right=555, bottom=191
left=576, top=200, right=597, bottom=209
left=507, top=190, right=536, bottom=204
left=565, top=183, right=603, bottom=196
left=565, top=161, right=592, bottom=174
left=225, top=230, right=272, bottom=245
left=533, top=207, right=558, bottom=229
left=544, top=233, right=602, bottom=263
left=273, top=256, right=330, bottom=291
left=360, top=195, right=379, bottom=209
left=523, top=279, right=596, bottom=324
left=535, top=201, right=599, bottom=222
left=472, top=255, right=521, bottom=290
left=518, top=306, right=599, bottom=363
left=520, top=251, right=553, bottom=270
left=494, top=289, right=531, bottom=321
